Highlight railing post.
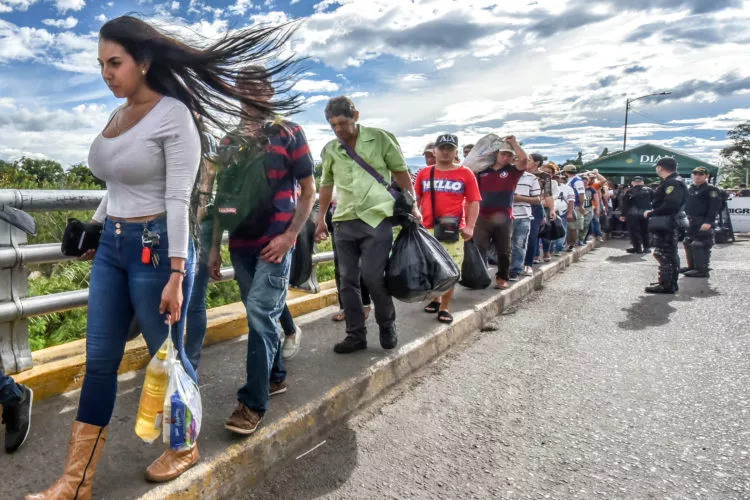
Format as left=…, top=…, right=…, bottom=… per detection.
left=0, top=219, right=32, bottom=374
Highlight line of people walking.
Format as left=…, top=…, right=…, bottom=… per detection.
left=8, top=13, right=723, bottom=500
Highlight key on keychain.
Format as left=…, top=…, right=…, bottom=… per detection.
left=147, top=231, right=161, bottom=268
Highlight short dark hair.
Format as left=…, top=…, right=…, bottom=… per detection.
left=656, top=157, right=677, bottom=172
left=325, top=96, right=357, bottom=121
left=463, top=144, right=474, bottom=149
left=740, top=183, right=747, bottom=188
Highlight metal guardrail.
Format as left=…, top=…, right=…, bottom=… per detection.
left=0, top=189, right=332, bottom=374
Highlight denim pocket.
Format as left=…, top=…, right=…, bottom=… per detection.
left=267, top=274, right=288, bottom=291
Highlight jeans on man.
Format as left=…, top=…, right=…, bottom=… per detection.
left=579, top=210, right=594, bottom=244
left=185, top=217, right=214, bottom=372
left=509, top=218, right=531, bottom=276
left=474, top=215, right=513, bottom=281
left=229, top=249, right=290, bottom=415
left=334, top=219, right=395, bottom=342
left=554, top=216, right=569, bottom=252
left=0, top=369, right=22, bottom=407
left=78, top=217, right=196, bottom=427
left=590, top=213, right=603, bottom=238
left=279, top=304, right=296, bottom=336
left=524, top=205, right=544, bottom=267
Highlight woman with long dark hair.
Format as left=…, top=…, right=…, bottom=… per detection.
left=27, top=16, right=302, bottom=499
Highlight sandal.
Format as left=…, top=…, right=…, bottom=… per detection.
left=423, top=301, right=441, bottom=314
left=331, top=310, right=346, bottom=322
left=364, top=305, right=372, bottom=320
left=437, top=310, right=454, bottom=324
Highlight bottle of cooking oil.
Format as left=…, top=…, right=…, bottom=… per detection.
left=135, top=340, right=170, bottom=442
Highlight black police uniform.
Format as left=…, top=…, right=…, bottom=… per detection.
left=682, top=182, right=722, bottom=277
left=646, top=172, right=688, bottom=293
left=621, top=185, right=654, bottom=253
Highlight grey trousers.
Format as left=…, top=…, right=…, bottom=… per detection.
left=334, top=219, right=396, bottom=341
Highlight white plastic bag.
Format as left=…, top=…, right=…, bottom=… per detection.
left=162, top=328, right=202, bottom=451
left=464, top=134, right=505, bottom=173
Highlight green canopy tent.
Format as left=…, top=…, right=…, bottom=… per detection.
left=583, top=144, right=719, bottom=179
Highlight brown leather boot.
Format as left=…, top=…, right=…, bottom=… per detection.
left=26, top=421, right=107, bottom=500
left=145, top=445, right=200, bottom=483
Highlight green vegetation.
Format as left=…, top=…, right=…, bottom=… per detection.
left=2, top=157, right=334, bottom=351
left=719, top=121, right=750, bottom=189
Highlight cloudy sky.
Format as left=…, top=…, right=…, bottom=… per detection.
left=1, top=0, right=749, bottom=169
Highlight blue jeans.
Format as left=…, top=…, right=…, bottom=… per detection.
left=0, top=369, right=22, bottom=407
left=510, top=218, right=531, bottom=276
left=279, top=304, right=296, bottom=336
left=185, top=217, right=214, bottom=372
left=590, top=213, right=603, bottom=238
left=78, top=217, right=196, bottom=427
left=525, top=205, right=544, bottom=267
left=230, top=248, right=290, bottom=415
left=554, top=216, right=569, bottom=252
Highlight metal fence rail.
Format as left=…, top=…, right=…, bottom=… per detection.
left=0, top=189, right=331, bottom=374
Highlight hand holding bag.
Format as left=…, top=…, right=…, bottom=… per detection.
left=61, top=218, right=102, bottom=257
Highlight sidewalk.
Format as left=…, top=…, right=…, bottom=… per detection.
left=1, top=243, right=597, bottom=500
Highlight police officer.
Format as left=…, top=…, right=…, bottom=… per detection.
left=644, top=158, right=688, bottom=294
left=680, top=166, right=721, bottom=278
left=620, top=176, right=654, bottom=254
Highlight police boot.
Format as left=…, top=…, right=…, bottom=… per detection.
left=679, top=239, right=694, bottom=274
left=684, top=241, right=709, bottom=278
left=646, top=251, right=676, bottom=294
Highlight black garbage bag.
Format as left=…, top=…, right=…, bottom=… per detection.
left=386, top=223, right=460, bottom=303
left=459, top=240, right=491, bottom=289
left=289, top=218, right=316, bottom=287
left=540, top=217, right=565, bottom=241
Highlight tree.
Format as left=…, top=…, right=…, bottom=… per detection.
left=66, top=163, right=105, bottom=188
left=720, top=121, right=750, bottom=188
left=16, top=157, right=66, bottom=185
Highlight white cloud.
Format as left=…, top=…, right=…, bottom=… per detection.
left=53, top=0, right=85, bottom=13
left=171, top=1, right=179, bottom=9
left=228, top=0, right=253, bottom=16
left=304, top=95, right=330, bottom=105
left=0, top=0, right=39, bottom=11
left=42, top=17, right=79, bottom=29
left=294, top=79, right=340, bottom=93
left=95, top=14, right=106, bottom=22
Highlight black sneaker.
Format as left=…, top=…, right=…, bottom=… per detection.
left=333, top=336, right=367, bottom=354
left=3, top=385, right=33, bottom=453
left=644, top=284, right=676, bottom=294
left=379, top=326, right=398, bottom=350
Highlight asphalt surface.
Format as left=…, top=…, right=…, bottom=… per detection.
left=247, top=237, right=750, bottom=499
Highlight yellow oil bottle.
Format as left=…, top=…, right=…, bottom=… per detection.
left=134, top=342, right=170, bottom=442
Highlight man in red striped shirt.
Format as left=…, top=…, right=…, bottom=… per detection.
left=208, top=68, right=316, bottom=436
left=473, top=135, right=531, bottom=289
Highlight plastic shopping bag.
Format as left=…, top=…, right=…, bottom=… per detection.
left=459, top=240, right=492, bottom=289
left=464, top=134, right=505, bottom=173
left=386, top=222, right=460, bottom=303
left=162, top=330, right=202, bottom=451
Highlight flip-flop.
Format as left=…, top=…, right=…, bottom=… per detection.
left=423, top=301, right=441, bottom=314
left=437, top=310, right=454, bottom=324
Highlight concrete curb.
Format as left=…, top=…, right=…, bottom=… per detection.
left=139, top=240, right=599, bottom=500
left=16, top=281, right=339, bottom=402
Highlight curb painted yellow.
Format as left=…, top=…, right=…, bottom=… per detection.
left=137, top=241, right=600, bottom=500
left=15, top=281, right=339, bottom=402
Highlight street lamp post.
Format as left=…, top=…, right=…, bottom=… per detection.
left=622, top=91, right=671, bottom=151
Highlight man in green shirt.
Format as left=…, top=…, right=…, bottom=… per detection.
left=315, top=96, right=420, bottom=354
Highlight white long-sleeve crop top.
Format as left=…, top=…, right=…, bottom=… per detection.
left=88, top=97, right=201, bottom=259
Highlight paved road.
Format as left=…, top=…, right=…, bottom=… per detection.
left=247, top=238, right=750, bottom=499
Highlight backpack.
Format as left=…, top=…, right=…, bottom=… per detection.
left=213, top=132, right=273, bottom=234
